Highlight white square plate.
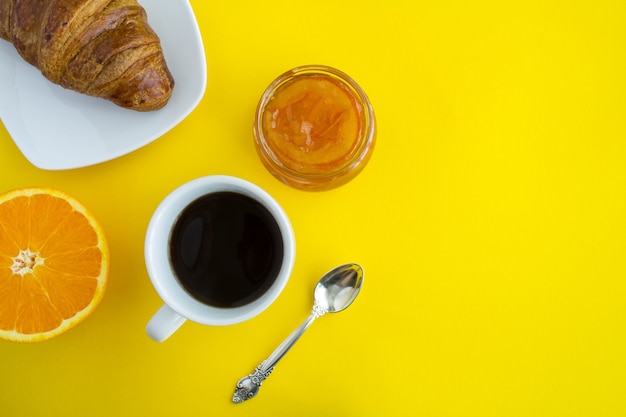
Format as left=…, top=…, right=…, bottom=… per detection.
left=0, top=0, right=206, bottom=170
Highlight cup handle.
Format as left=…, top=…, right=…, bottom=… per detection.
left=146, top=304, right=187, bottom=342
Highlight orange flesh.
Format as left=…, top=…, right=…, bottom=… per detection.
left=0, top=189, right=107, bottom=341
left=261, top=74, right=364, bottom=173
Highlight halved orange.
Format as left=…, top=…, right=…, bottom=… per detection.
left=0, top=188, right=109, bottom=342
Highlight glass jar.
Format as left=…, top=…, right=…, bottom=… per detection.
left=254, top=65, right=376, bottom=191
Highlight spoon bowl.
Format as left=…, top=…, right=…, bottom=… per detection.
left=314, top=264, right=363, bottom=312
left=233, top=263, right=364, bottom=403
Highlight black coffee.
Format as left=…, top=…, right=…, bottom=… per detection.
left=169, top=191, right=284, bottom=308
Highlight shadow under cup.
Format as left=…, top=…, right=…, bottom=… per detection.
left=145, top=176, right=295, bottom=341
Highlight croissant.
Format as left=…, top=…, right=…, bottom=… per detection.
left=0, top=0, right=174, bottom=111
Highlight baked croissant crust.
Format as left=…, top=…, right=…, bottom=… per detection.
left=0, top=0, right=174, bottom=111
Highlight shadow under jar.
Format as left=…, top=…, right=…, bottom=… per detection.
left=254, top=65, right=376, bottom=191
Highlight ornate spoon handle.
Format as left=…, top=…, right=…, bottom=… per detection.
left=233, top=303, right=327, bottom=403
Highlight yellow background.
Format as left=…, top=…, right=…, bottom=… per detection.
left=1, top=1, right=625, bottom=416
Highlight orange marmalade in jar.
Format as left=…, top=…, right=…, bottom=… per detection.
left=254, top=65, right=376, bottom=191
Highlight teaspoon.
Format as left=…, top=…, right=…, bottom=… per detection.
left=232, top=263, right=364, bottom=403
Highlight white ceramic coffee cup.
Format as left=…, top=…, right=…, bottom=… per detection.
left=145, top=175, right=295, bottom=342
